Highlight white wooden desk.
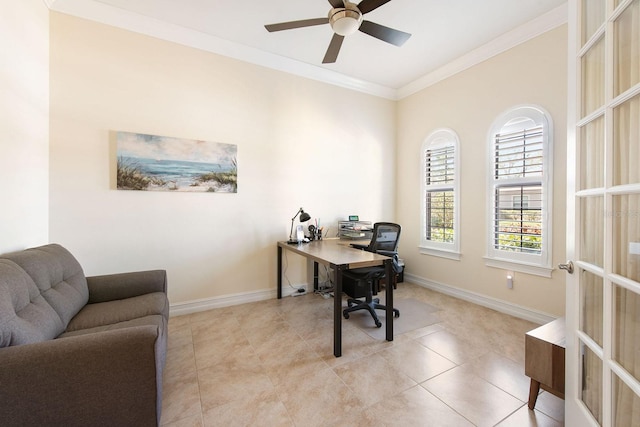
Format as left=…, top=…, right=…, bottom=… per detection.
left=277, top=239, right=394, bottom=357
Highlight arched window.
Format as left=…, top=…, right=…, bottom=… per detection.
left=420, top=128, right=460, bottom=260
left=486, top=105, right=553, bottom=276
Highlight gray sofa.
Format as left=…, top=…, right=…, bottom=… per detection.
left=0, top=244, right=169, bottom=427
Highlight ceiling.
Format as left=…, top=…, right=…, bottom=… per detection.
left=48, top=0, right=567, bottom=99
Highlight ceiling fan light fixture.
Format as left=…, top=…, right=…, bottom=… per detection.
left=329, top=8, right=362, bottom=36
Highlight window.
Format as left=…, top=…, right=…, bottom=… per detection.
left=420, top=129, right=460, bottom=260
left=513, top=195, right=530, bottom=209
left=486, top=105, right=553, bottom=276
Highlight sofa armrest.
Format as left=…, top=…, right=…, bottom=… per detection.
left=0, top=326, right=162, bottom=427
left=86, top=269, right=167, bottom=303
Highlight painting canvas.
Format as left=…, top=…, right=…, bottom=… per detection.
left=116, top=131, right=237, bottom=193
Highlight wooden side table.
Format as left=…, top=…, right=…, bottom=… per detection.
left=525, top=317, right=566, bottom=410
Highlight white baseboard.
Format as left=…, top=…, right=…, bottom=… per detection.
left=171, top=276, right=555, bottom=325
left=404, top=273, right=557, bottom=325
left=169, top=284, right=308, bottom=317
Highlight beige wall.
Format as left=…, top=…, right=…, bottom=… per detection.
left=397, top=26, right=568, bottom=317
left=6, top=7, right=566, bottom=317
left=0, top=0, right=50, bottom=253
left=48, top=13, right=396, bottom=305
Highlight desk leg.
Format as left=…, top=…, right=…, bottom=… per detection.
left=313, top=262, right=319, bottom=291
left=277, top=245, right=282, bottom=299
left=385, top=259, right=394, bottom=341
left=333, top=264, right=344, bottom=357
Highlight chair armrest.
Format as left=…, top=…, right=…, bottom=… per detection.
left=376, top=250, right=397, bottom=257
left=0, top=326, right=161, bottom=427
left=350, top=243, right=369, bottom=250
left=375, top=251, right=403, bottom=274
left=86, top=269, right=167, bottom=303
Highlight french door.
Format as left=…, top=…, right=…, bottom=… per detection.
left=566, top=0, right=640, bottom=425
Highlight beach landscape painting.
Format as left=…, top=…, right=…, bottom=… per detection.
left=116, top=131, right=237, bottom=193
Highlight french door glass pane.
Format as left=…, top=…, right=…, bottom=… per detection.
left=613, top=284, right=640, bottom=378
left=582, top=0, right=606, bottom=46
left=582, top=36, right=605, bottom=117
left=581, top=269, right=604, bottom=346
left=614, top=0, right=640, bottom=96
left=582, top=341, right=604, bottom=424
left=581, top=196, right=604, bottom=267
left=612, top=375, right=640, bottom=426
left=580, top=115, right=605, bottom=189
left=612, top=194, right=640, bottom=282
left=613, top=93, right=640, bottom=186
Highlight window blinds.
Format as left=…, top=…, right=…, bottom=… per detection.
left=494, top=125, right=543, bottom=179
left=426, top=145, right=455, bottom=243
left=492, top=125, right=544, bottom=254
left=426, top=145, right=455, bottom=184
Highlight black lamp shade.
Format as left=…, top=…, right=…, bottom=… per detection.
left=300, top=211, right=311, bottom=222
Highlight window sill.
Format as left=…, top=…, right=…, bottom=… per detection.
left=419, top=247, right=461, bottom=261
left=484, top=257, right=553, bottom=278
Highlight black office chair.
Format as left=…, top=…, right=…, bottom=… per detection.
left=342, top=222, right=402, bottom=328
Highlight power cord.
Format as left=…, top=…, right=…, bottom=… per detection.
left=282, top=251, right=305, bottom=294
left=313, top=265, right=334, bottom=299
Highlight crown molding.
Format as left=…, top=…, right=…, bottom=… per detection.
left=397, top=3, right=568, bottom=99
left=47, top=1, right=567, bottom=101
left=47, top=0, right=397, bottom=100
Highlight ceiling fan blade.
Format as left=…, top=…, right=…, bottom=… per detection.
left=327, top=0, right=344, bottom=8
left=359, top=20, right=411, bottom=46
left=322, top=33, right=345, bottom=64
left=357, top=0, right=392, bottom=14
left=265, top=17, right=329, bottom=32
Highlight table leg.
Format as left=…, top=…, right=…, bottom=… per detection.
left=528, top=379, right=541, bottom=410
left=384, top=258, right=394, bottom=341
left=277, top=245, right=282, bottom=299
left=313, top=261, right=319, bottom=291
left=333, top=264, right=343, bottom=357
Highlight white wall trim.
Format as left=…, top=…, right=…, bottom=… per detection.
left=47, top=0, right=397, bottom=100
left=169, top=284, right=308, bottom=317
left=170, top=289, right=272, bottom=317
left=397, top=3, right=568, bottom=99
left=404, top=272, right=557, bottom=325
left=171, top=272, right=558, bottom=323
left=48, top=0, right=567, bottom=101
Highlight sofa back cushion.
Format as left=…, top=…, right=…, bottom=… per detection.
left=0, top=260, right=65, bottom=346
left=0, top=244, right=88, bottom=347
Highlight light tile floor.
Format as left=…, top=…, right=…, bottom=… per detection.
left=161, top=282, right=564, bottom=426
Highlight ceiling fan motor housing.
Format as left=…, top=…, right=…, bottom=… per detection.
left=328, top=1, right=363, bottom=36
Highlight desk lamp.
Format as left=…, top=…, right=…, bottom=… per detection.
left=287, top=207, right=311, bottom=244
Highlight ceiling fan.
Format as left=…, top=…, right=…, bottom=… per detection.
left=264, top=0, right=411, bottom=64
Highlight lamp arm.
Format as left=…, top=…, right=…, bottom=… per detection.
left=289, top=208, right=303, bottom=241
left=290, top=208, right=303, bottom=221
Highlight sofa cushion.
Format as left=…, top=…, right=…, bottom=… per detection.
left=0, top=260, right=65, bottom=347
left=59, top=314, right=165, bottom=338
left=1, top=244, right=89, bottom=328
left=64, top=292, right=168, bottom=333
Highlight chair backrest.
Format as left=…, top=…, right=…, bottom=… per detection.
left=366, top=222, right=401, bottom=253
